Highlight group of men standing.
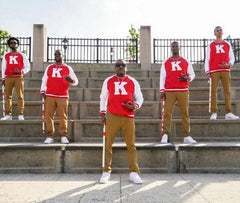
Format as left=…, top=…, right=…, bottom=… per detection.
left=1, top=26, right=239, bottom=184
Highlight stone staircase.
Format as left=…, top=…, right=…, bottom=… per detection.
left=1, top=63, right=240, bottom=173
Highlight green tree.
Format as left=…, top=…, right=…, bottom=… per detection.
left=0, top=29, right=11, bottom=60
left=126, top=25, right=140, bottom=61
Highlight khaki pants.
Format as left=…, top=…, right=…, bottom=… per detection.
left=5, top=77, right=24, bottom=116
left=103, top=112, right=140, bottom=174
left=45, top=97, right=68, bottom=138
left=163, top=91, right=190, bottom=137
left=211, top=72, right=231, bottom=114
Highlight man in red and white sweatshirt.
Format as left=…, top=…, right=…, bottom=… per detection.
left=99, top=59, right=143, bottom=184
left=1, top=37, right=30, bottom=120
left=160, top=41, right=197, bottom=144
left=205, top=26, right=239, bottom=120
left=40, top=50, right=78, bottom=144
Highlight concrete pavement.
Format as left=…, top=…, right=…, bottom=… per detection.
left=1, top=173, right=240, bottom=202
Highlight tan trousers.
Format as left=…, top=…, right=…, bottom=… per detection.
left=5, top=77, right=24, bottom=116
left=103, top=112, right=140, bottom=174
left=45, top=97, right=68, bottom=138
left=211, top=72, right=231, bottom=114
left=163, top=91, right=190, bottom=137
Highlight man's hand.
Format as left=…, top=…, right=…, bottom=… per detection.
left=2, top=80, right=5, bottom=87
left=219, top=62, right=230, bottom=68
left=11, top=69, right=21, bottom=74
left=121, top=101, right=135, bottom=111
left=178, top=74, right=188, bottom=81
left=160, top=92, right=166, bottom=100
left=207, top=73, right=211, bottom=80
left=64, top=75, right=73, bottom=83
left=41, top=93, right=46, bottom=99
left=101, top=114, right=106, bottom=125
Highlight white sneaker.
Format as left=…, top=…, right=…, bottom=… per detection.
left=210, top=113, right=217, bottom=120
left=99, top=172, right=110, bottom=184
left=129, top=172, right=143, bottom=184
left=18, top=115, right=24, bottom=120
left=61, top=136, right=69, bottom=144
left=44, top=138, right=54, bottom=144
left=1, top=115, right=12, bottom=120
left=225, top=113, right=239, bottom=120
left=184, top=136, right=197, bottom=144
left=161, top=134, right=168, bottom=143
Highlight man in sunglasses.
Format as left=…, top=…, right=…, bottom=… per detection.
left=99, top=59, right=144, bottom=184
left=1, top=37, right=30, bottom=120
left=205, top=26, right=239, bottom=120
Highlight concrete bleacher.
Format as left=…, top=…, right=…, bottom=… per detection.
left=0, top=63, right=240, bottom=173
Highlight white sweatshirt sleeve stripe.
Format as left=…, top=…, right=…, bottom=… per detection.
left=1, top=53, right=7, bottom=79
left=21, top=52, right=30, bottom=74
left=205, top=44, right=211, bottom=74
left=40, top=65, right=50, bottom=93
left=67, top=65, right=79, bottom=86
left=228, top=42, right=235, bottom=65
left=186, top=58, right=195, bottom=82
left=129, top=76, right=144, bottom=109
left=160, top=61, right=167, bottom=92
left=100, top=76, right=111, bottom=113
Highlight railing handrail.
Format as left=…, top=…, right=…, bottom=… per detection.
left=0, top=37, right=31, bottom=61
left=153, top=38, right=240, bottom=64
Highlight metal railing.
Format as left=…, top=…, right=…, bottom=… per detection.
left=153, top=38, right=240, bottom=64
left=0, top=37, right=31, bottom=61
left=47, top=37, right=138, bottom=63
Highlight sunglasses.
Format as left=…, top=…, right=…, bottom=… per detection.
left=10, top=42, right=18, bottom=44
left=216, top=29, right=222, bottom=32
left=115, top=63, right=126, bottom=67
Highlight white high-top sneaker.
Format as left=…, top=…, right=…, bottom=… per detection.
left=225, top=113, right=239, bottom=120
left=129, top=172, right=143, bottom=184
left=161, top=134, right=168, bottom=143
left=184, top=136, right=197, bottom=144
left=210, top=113, right=217, bottom=120
left=1, top=115, right=12, bottom=120
left=99, top=172, right=110, bottom=184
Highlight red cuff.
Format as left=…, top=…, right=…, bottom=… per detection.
left=100, top=111, right=106, bottom=116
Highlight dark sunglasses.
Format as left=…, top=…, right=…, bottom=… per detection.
left=10, top=42, right=18, bottom=44
left=216, top=29, right=222, bottom=32
left=115, top=63, right=126, bottom=67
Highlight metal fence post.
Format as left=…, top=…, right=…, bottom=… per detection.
left=135, top=38, right=138, bottom=63
left=47, top=37, right=49, bottom=62
left=203, top=39, right=206, bottom=63
left=96, top=38, right=99, bottom=63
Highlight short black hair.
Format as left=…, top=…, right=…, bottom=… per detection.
left=7, top=37, right=20, bottom=46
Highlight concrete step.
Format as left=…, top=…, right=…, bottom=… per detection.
left=0, top=142, right=240, bottom=173
left=12, top=66, right=240, bottom=79
left=0, top=119, right=240, bottom=143
left=4, top=87, right=240, bottom=102
left=0, top=101, right=80, bottom=119
left=0, top=100, right=239, bottom=119
left=23, top=77, right=240, bottom=88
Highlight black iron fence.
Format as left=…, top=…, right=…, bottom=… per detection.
left=47, top=37, right=138, bottom=63
left=153, top=38, right=240, bottom=64
left=0, top=37, right=31, bottom=61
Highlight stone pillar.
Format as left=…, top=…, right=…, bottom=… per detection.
left=140, top=26, right=151, bottom=70
left=32, top=24, right=47, bottom=70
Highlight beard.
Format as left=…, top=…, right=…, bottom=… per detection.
left=10, top=47, right=17, bottom=51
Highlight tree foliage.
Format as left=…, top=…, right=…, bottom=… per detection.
left=126, top=25, right=140, bottom=61
left=0, top=29, right=11, bottom=60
